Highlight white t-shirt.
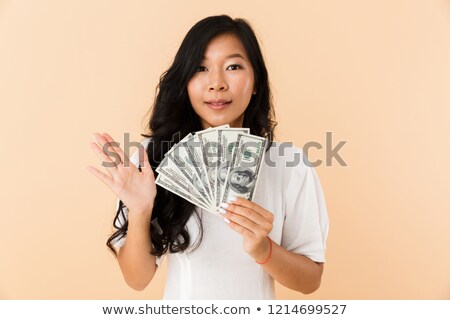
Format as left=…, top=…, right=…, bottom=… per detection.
left=113, top=138, right=329, bottom=299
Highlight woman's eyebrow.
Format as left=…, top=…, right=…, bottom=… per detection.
left=202, top=53, right=247, bottom=60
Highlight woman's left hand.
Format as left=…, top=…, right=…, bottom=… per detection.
left=219, top=197, right=274, bottom=262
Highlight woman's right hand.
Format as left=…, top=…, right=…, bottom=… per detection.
left=87, top=132, right=157, bottom=216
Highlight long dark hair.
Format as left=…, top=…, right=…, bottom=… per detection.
left=107, top=14, right=277, bottom=258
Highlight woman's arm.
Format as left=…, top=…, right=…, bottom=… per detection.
left=220, top=197, right=324, bottom=294
left=117, top=209, right=157, bottom=291
left=88, top=133, right=158, bottom=291
left=251, top=237, right=324, bottom=294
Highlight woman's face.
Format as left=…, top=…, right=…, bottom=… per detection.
left=187, top=33, right=256, bottom=129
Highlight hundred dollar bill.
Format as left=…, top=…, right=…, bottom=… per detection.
left=216, top=128, right=250, bottom=208
left=182, top=134, right=214, bottom=203
left=161, top=136, right=213, bottom=204
left=157, top=153, right=212, bottom=206
left=196, top=125, right=230, bottom=209
left=155, top=173, right=218, bottom=215
left=220, top=133, right=267, bottom=205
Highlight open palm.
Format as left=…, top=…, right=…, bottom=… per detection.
left=87, top=133, right=157, bottom=215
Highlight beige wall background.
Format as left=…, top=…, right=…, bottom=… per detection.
left=1, top=0, right=449, bottom=299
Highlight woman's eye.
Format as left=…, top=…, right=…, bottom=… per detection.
left=196, top=64, right=242, bottom=72
left=227, top=64, right=242, bottom=70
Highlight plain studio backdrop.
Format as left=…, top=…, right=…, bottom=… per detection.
left=0, top=0, right=449, bottom=299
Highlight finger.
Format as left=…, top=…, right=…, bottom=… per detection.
left=86, top=165, right=113, bottom=187
left=101, top=132, right=130, bottom=165
left=136, top=144, right=152, bottom=173
left=94, top=133, right=123, bottom=167
left=223, top=217, right=256, bottom=239
left=141, top=144, right=155, bottom=175
left=219, top=202, right=268, bottom=228
left=90, top=141, right=120, bottom=176
left=226, top=197, right=274, bottom=222
left=220, top=208, right=265, bottom=236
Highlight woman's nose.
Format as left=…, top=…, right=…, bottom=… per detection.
left=208, top=72, right=228, bottom=91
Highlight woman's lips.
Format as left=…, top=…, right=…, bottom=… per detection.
left=205, top=101, right=231, bottom=110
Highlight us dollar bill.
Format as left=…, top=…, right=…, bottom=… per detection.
left=183, top=134, right=214, bottom=203
left=196, top=126, right=229, bottom=209
left=156, top=155, right=212, bottom=206
left=161, top=137, right=213, bottom=204
left=216, top=128, right=250, bottom=208
left=220, top=133, right=267, bottom=204
left=155, top=173, right=217, bottom=214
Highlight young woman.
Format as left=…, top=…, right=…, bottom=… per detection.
left=88, top=15, right=329, bottom=299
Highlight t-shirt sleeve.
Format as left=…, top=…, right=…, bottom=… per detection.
left=280, top=151, right=330, bottom=263
left=110, top=138, right=164, bottom=268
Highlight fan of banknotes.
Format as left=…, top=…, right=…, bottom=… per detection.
left=155, top=124, right=267, bottom=216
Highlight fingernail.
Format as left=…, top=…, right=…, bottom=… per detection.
left=218, top=208, right=226, bottom=214
left=220, top=202, right=229, bottom=209
left=224, top=218, right=230, bottom=224
left=227, top=196, right=237, bottom=203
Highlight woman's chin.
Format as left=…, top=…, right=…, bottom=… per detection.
left=202, top=119, right=230, bottom=128
left=199, top=113, right=244, bottom=129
